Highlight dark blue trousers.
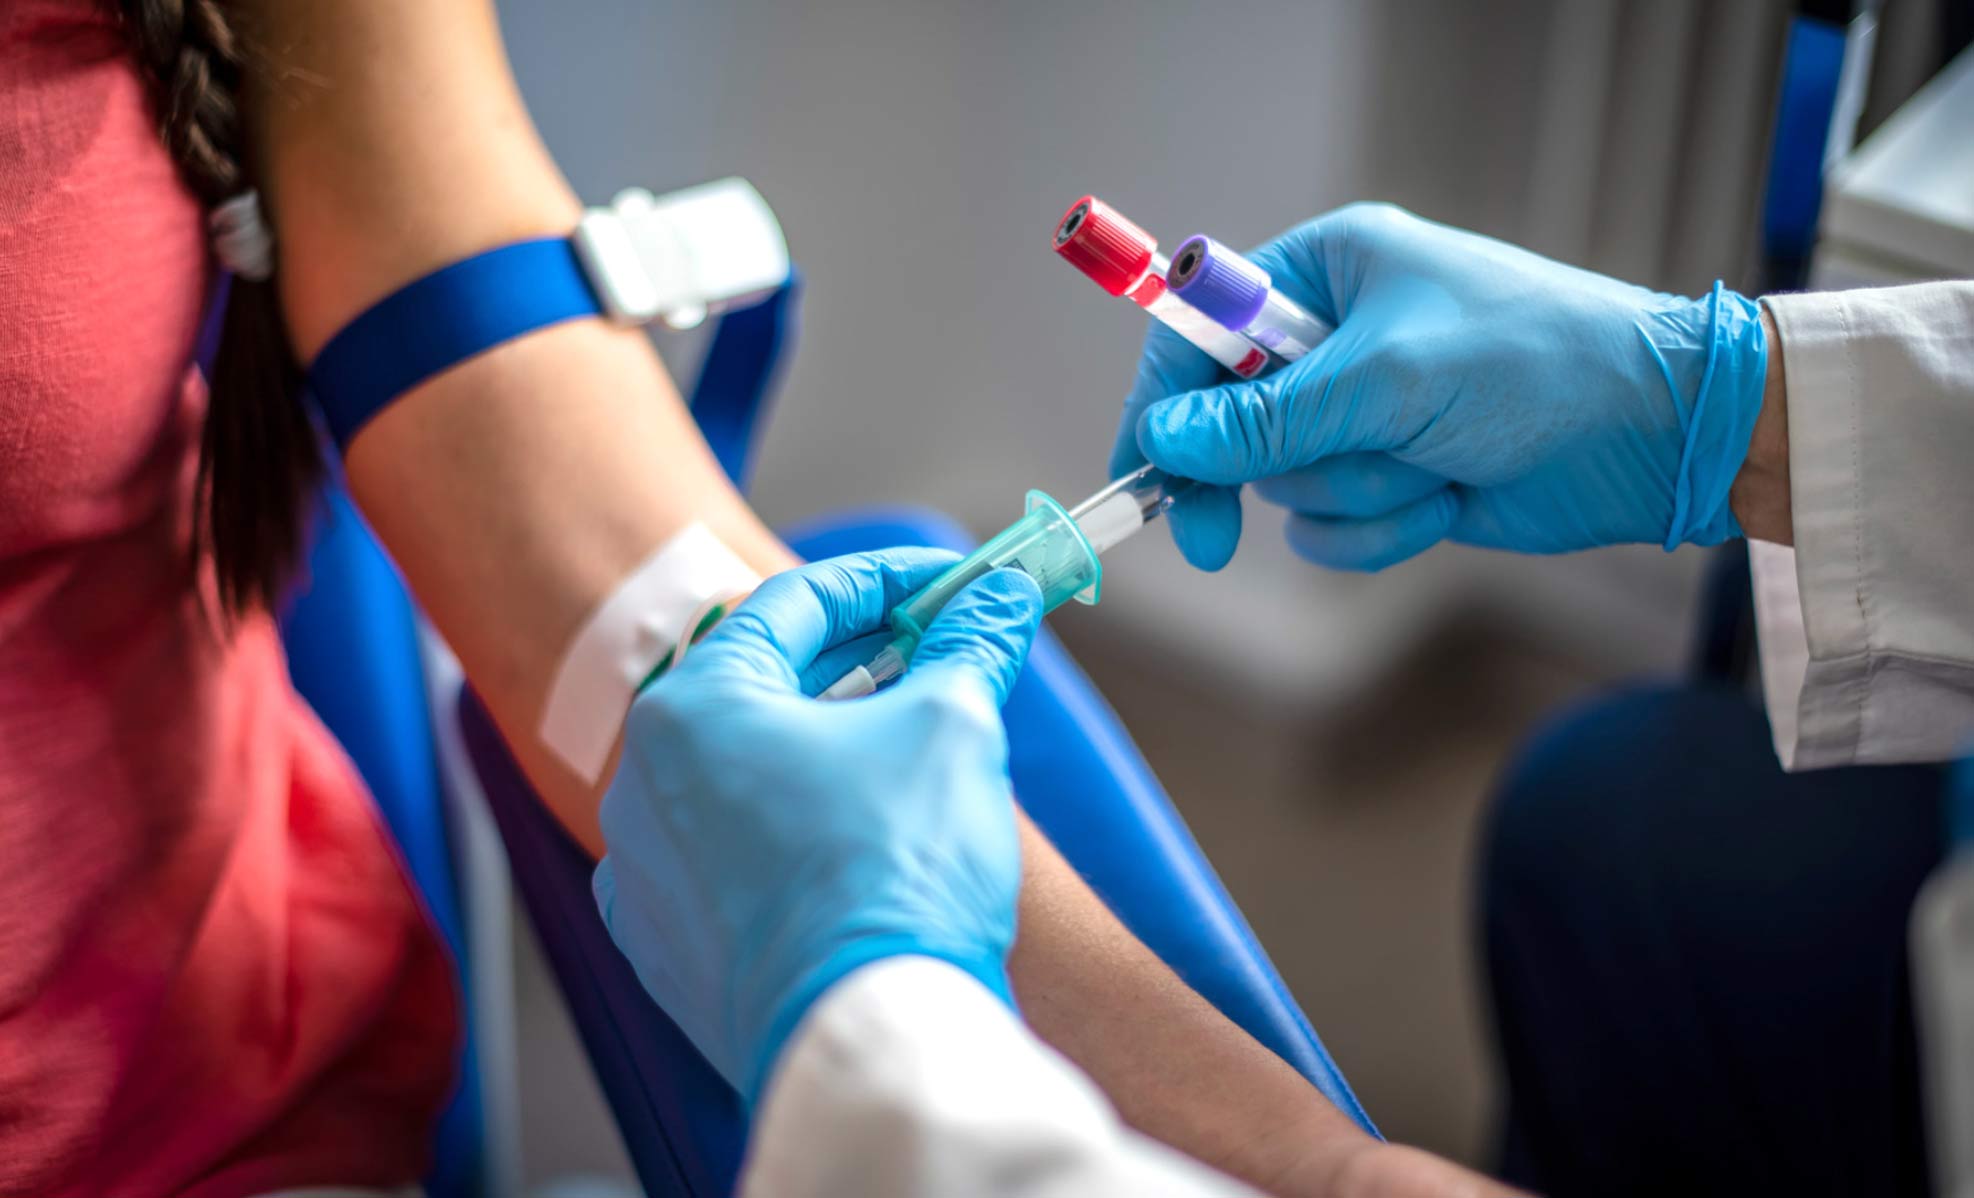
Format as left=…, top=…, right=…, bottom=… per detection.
left=1480, top=683, right=1945, bottom=1196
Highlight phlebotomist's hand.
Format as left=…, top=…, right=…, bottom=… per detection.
left=592, top=548, right=1042, bottom=1101
left=1114, top=202, right=1775, bottom=572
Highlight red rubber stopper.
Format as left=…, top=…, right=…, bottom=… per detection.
left=1053, top=196, right=1155, bottom=297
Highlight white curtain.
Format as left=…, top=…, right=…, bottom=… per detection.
left=1357, top=0, right=1793, bottom=291
left=1521, top=0, right=1794, bottom=292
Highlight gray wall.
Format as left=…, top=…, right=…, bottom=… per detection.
left=498, top=0, right=1557, bottom=536
left=498, top=0, right=1693, bottom=710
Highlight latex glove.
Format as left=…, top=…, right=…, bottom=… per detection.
left=592, top=548, right=1044, bottom=1102
left=1117, top=203, right=1769, bottom=571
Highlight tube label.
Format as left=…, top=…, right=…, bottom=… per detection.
left=1146, top=291, right=1270, bottom=378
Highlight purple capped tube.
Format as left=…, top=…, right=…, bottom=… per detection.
left=1167, top=235, right=1333, bottom=360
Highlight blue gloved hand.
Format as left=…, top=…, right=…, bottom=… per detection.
left=1113, top=203, right=1769, bottom=572
left=592, top=548, right=1044, bottom=1102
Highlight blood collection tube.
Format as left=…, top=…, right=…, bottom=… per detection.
left=1165, top=234, right=1334, bottom=360
left=1054, top=197, right=1273, bottom=379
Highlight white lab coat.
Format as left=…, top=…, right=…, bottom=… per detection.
left=743, top=957, right=1261, bottom=1197
left=1751, top=281, right=1974, bottom=769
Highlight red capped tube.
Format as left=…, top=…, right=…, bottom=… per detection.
left=1053, top=196, right=1157, bottom=296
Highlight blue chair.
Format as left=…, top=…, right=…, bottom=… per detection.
left=288, top=268, right=1371, bottom=1198
left=283, top=484, right=486, bottom=1198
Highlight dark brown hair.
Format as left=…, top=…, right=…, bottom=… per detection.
left=116, top=0, right=323, bottom=616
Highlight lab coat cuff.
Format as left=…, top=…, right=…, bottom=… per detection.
left=768, top=957, right=1024, bottom=1093
left=748, top=941, right=1013, bottom=1106
left=746, top=957, right=1063, bottom=1182
left=1758, top=292, right=1873, bottom=769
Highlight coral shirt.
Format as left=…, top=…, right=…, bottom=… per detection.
left=0, top=4, right=458, bottom=1194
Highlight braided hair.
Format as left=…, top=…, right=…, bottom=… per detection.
left=115, top=0, right=324, bottom=617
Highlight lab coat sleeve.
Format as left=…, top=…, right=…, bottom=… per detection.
left=1751, top=281, right=1974, bottom=769
left=741, top=957, right=1264, bottom=1198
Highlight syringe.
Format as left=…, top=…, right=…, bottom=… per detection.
left=819, top=465, right=1180, bottom=701
left=1166, top=234, right=1334, bottom=359
left=1054, top=197, right=1276, bottom=379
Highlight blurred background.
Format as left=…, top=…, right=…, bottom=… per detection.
left=486, top=0, right=1968, bottom=1179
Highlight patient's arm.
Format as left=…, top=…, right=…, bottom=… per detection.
left=1012, top=824, right=1366, bottom=1187
left=239, top=0, right=1394, bottom=1190
left=1017, top=827, right=1525, bottom=1198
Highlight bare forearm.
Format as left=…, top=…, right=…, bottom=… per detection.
left=1730, top=307, right=1791, bottom=544
left=1012, top=824, right=1527, bottom=1197
left=1010, top=820, right=1370, bottom=1195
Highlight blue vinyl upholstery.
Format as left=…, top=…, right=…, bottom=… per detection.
left=282, top=482, right=482, bottom=1198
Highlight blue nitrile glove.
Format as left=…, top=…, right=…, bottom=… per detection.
left=592, top=547, right=1044, bottom=1103
left=1113, top=203, right=1770, bottom=572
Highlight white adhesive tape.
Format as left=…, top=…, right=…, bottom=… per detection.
left=539, top=522, right=761, bottom=783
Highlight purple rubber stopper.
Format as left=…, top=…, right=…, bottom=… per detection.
left=1167, top=235, right=1269, bottom=332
